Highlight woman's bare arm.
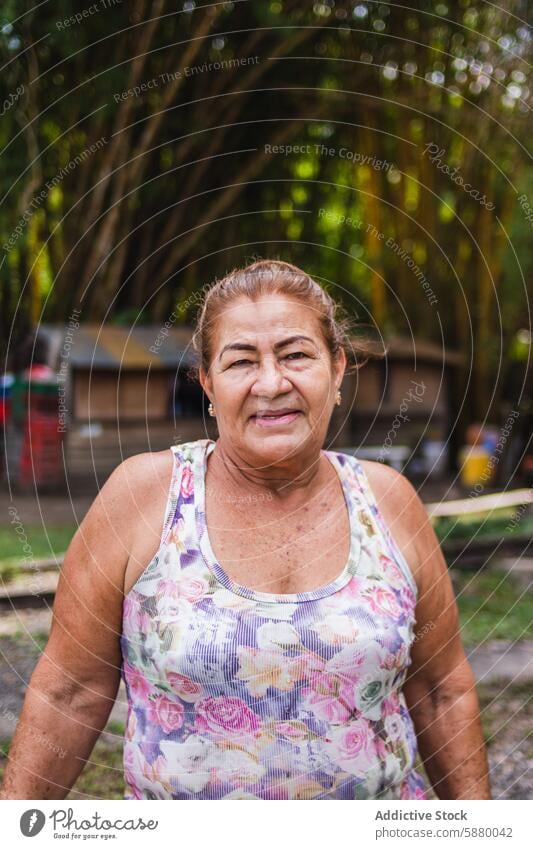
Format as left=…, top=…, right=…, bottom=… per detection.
left=364, top=462, right=491, bottom=800
left=0, top=457, right=142, bottom=799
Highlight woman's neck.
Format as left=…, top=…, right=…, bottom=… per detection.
left=206, top=439, right=328, bottom=504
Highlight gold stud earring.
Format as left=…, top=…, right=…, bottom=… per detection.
left=208, top=402, right=215, bottom=417
left=335, top=390, right=342, bottom=406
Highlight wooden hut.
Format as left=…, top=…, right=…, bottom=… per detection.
left=328, top=336, right=464, bottom=476
left=37, top=323, right=213, bottom=490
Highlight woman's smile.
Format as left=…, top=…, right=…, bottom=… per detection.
left=249, top=410, right=303, bottom=427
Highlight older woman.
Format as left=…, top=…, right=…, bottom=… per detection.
left=1, top=260, right=491, bottom=800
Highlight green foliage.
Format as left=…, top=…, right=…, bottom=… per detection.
left=0, top=0, right=530, bottom=423
left=454, top=571, right=533, bottom=644
left=434, top=512, right=533, bottom=543
left=0, top=524, right=77, bottom=563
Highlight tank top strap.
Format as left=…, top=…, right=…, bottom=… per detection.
left=344, top=453, right=418, bottom=598
left=159, top=443, right=186, bottom=547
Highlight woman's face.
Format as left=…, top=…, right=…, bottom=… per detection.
left=199, top=294, right=346, bottom=464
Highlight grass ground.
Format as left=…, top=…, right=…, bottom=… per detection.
left=0, top=728, right=126, bottom=800
left=433, top=511, right=533, bottom=544
left=0, top=524, right=76, bottom=579
left=452, top=571, right=533, bottom=644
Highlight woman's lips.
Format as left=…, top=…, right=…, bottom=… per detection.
left=250, top=411, right=301, bottom=427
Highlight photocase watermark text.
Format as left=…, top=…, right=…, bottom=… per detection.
left=377, top=380, right=426, bottom=463
left=422, top=143, right=495, bottom=210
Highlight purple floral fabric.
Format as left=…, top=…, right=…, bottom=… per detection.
left=120, top=438, right=428, bottom=800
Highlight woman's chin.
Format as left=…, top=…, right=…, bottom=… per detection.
left=244, top=426, right=311, bottom=459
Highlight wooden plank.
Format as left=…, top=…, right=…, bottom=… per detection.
left=426, top=488, right=533, bottom=518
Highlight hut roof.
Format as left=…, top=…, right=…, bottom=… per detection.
left=37, top=324, right=198, bottom=371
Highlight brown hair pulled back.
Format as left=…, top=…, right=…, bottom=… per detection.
left=190, top=259, right=369, bottom=378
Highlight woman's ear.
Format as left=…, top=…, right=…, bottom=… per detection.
left=198, top=366, right=212, bottom=401
left=334, top=347, right=347, bottom=388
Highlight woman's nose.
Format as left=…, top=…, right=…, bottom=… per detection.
left=250, top=359, right=291, bottom=396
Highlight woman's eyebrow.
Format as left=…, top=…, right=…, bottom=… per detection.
left=218, top=335, right=315, bottom=360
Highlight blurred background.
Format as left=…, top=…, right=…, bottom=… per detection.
left=0, top=0, right=531, bottom=799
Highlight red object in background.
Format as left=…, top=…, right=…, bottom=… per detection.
left=10, top=369, right=64, bottom=490
left=22, top=363, right=56, bottom=382
left=18, top=412, right=64, bottom=488
left=0, top=373, right=14, bottom=426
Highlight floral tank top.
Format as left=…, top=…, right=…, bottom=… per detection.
left=120, top=438, right=428, bottom=800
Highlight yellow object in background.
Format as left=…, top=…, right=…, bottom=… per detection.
left=459, top=446, right=495, bottom=487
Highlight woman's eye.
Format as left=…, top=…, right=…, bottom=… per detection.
left=284, top=352, right=307, bottom=360
left=229, top=359, right=252, bottom=367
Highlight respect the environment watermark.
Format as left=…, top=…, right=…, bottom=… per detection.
left=318, top=207, right=364, bottom=230
left=2, top=138, right=107, bottom=253
left=113, top=56, right=260, bottom=103
left=366, top=224, right=438, bottom=306
left=56, top=0, right=123, bottom=30
left=517, top=193, right=533, bottom=229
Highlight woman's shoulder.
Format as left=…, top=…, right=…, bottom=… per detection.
left=108, top=446, right=186, bottom=506
left=356, top=459, right=427, bottom=588
left=357, top=457, right=415, bottom=500
left=108, top=439, right=208, bottom=506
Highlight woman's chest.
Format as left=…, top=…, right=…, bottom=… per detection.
left=204, top=493, right=351, bottom=595
left=123, top=568, right=416, bottom=723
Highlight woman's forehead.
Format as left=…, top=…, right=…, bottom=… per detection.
left=215, top=295, right=320, bottom=337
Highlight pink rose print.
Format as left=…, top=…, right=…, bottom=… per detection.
left=123, top=596, right=151, bottom=632
left=124, top=662, right=153, bottom=704
left=275, top=720, right=310, bottom=741
left=147, top=695, right=184, bottom=733
left=381, top=693, right=400, bottom=717
left=399, top=582, right=416, bottom=612
left=178, top=575, right=209, bottom=602
left=166, top=672, right=203, bottom=702
left=302, top=673, right=357, bottom=723
left=194, top=696, right=262, bottom=740
left=380, top=553, right=405, bottom=587
left=180, top=465, right=194, bottom=498
left=363, top=585, right=402, bottom=619
left=401, top=781, right=426, bottom=800
left=335, top=574, right=365, bottom=601
left=327, top=719, right=375, bottom=776
left=158, top=579, right=180, bottom=599
left=302, top=645, right=367, bottom=722
left=337, top=722, right=372, bottom=759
